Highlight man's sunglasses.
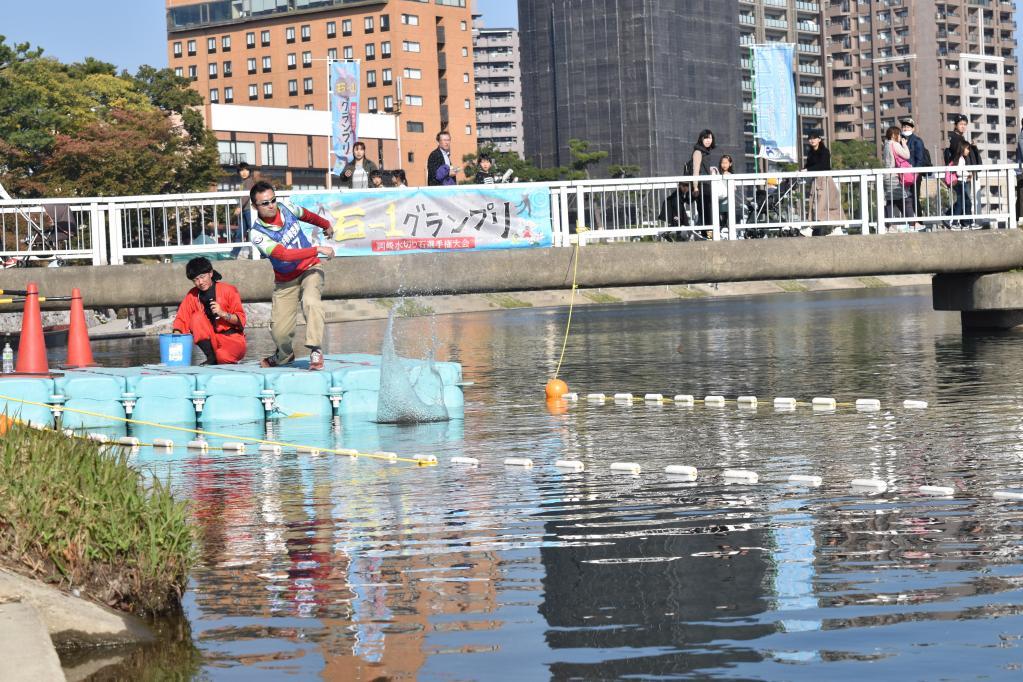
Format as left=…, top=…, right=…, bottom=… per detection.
left=255, top=197, right=277, bottom=207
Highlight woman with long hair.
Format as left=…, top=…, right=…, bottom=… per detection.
left=689, top=129, right=717, bottom=227
left=881, top=125, right=913, bottom=222
left=804, top=130, right=845, bottom=231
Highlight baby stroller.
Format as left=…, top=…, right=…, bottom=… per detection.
left=739, top=177, right=806, bottom=238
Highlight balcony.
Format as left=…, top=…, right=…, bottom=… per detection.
left=436, top=25, right=446, bottom=44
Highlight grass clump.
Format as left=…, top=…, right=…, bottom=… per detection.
left=376, top=297, right=435, bottom=317
left=582, top=290, right=621, bottom=304
left=0, top=422, right=196, bottom=615
left=774, top=280, right=809, bottom=293
left=483, top=293, right=533, bottom=309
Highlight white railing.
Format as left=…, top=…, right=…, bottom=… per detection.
left=0, top=164, right=1018, bottom=266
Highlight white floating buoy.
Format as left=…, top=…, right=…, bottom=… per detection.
left=903, top=400, right=928, bottom=409
left=812, top=397, right=837, bottom=410
left=504, top=457, right=533, bottom=468
left=563, top=393, right=579, bottom=402
left=704, top=395, right=725, bottom=406
left=788, top=474, right=823, bottom=486
left=152, top=438, right=174, bottom=449
left=414, top=454, right=438, bottom=465
left=554, top=459, right=585, bottom=471
left=850, top=478, right=888, bottom=493
left=723, top=469, right=759, bottom=484
left=855, top=399, right=882, bottom=411
left=186, top=440, right=208, bottom=451
left=258, top=444, right=282, bottom=455
left=644, top=393, right=664, bottom=402
left=664, top=465, right=698, bottom=480
left=737, top=396, right=758, bottom=407
left=87, top=433, right=110, bottom=443
left=774, top=397, right=797, bottom=409
left=450, top=456, right=479, bottom=466
left=374, top=451, right=398, bottom=462
left=222, top=441, right=246, bottom=452
left=610, top=462, right=641, bottom=474
left=62, top=428, right=76, bottom=437
left=993, top=490, right=1023, bottom=501
left=918, top=485, right=955, bottom=496
left=116, top=436, right=140, bottom=447
left=613, top=392, right=634, bottom=402
left=586, top=393, right=606, bottom=403
left=674, top=394, right=695, bottom=406
left=295, top=446, right=319, bottom=455
left=337, top=448, right=359, bottom=459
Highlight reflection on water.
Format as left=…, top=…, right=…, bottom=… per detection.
left=79, top=288, right=1023, bottom=680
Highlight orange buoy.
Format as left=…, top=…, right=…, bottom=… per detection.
left=545, top=378, right=568, bottom=400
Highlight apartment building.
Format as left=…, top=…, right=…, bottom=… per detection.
left=165, top=0, right=477, bottom=187
left=472, top=17, right=524, bottom=156
left=827, top=0, right=1018, bottom=163
left=738, top=0, right=828, bottom=170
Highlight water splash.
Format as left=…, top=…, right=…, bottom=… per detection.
left=375, top=307, right=449, bottom=424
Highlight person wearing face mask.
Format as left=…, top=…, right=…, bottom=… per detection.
left=899, top=117, right=931, bottom=223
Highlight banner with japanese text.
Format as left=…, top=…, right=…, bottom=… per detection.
left=288, top=184, right=553, bottom=256
left=329, top=61, right=360, bottom=175
left=752, top=44, right=797, bottom=163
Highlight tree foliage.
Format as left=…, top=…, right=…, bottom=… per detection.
left=0, top=36, right=220, bottom=197
left=567, top=138, right=608, bottom=179
left=462, top=144, right=574, bottom=183
left=830, top=139, right=882, bottom=170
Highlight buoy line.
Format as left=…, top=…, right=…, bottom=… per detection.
left=561, top=393, right=928, bottom=410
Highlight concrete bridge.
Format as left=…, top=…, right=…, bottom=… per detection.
left=3, top=231, right=1023, bottom=329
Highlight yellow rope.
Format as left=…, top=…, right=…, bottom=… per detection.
left=0, top=394, right=434, bottom=466
left=553, top=242, right=581, bottom=380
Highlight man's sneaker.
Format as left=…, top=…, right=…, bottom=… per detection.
left=260, top=352, right=294, bottom=368
left=308, top=348, right=324, bottom=371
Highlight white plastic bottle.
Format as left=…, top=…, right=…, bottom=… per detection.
left=2, top=342, right=13, bottom=374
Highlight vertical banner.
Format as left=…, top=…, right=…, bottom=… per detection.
left=330, top=61, right=360, bottom=175
left=752, top=44, right=797, bottom=163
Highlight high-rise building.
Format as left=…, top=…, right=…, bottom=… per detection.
left=519, top=0, right=744, bottom=178
left=738, top=0, right=828, bottom=170
left=165, top=0, right=477, bottom=187
left=472, top=16, right=524, bottom=156
left=826, top=0, right=1018, bottom=163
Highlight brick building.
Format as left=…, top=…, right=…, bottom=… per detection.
left=165, top=0, right=477, bottom=187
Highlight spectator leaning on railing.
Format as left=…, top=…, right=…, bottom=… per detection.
left=882, top=125, right=913, bottom=223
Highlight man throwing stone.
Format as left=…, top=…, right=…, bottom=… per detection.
left=248, top=181, right=335, bottom=370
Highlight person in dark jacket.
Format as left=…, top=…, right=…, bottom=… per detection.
left=474, top=155, right=497, bottom=184
left=427, top=131, right=459, bottom=186
left=338, top=141, right=377, bottom=189
left=688, top=129, right=717, bottom=227
left=804, top=130, right=844, bottom=230
left=945, top=114, right=980, bottom=218
left=900, top=117, right=927, bottom=222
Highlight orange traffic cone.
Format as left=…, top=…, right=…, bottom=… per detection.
left=15, top=282, right=49, bottom=375
left=65, top=288, right=95, bottom=368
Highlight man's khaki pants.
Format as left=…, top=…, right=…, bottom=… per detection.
left=270, top=266, right=324, bottom=362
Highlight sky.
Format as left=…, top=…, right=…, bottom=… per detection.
left=2, top=0, right=519, bottom=74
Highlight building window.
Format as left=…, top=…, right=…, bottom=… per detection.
left=461, top=47, right=468, bottom=57
left=208, top=63, right=218, bottom=78
left=224, top=87, right=234, bottom=103
left=327, top=21, right=336, bottom=38
left=303, top=77, right=313, bottom=94
left=407, top=121, right=425, bottom=133
left=221, top=35, right=231, bottom=51
left=384, top=95, right=394, bottom=112
left=342, top=19, right=352, bottom=36
left=465, top=124, right=472, bottom=135
left=367, top=97, right=378, bottom=112
left=405, top=94, right=423, bottom=106
left=187, top=40, right=196, bottom=56
left=462, top=72, right=469, bottom=83
left=365, top=17, right=374, bottom=33
left=381, top=41, right=391, bottom=58
left=247, top=57, right=257, bottom=74
left=464, top=98, right=471, bottom=109
left=261, top=30, right=270, bottom=47
left=365, top=44, right=375, bottom=60
left=223, top=60, right=232, bottom=77
left=173, top=42, right=182, bottom=58
left=380, top=15, right=390, bottom=32
left=288, top=79, right=298, bottom=96
left=174, top=66, right=183, bottom=77
left=262, top=56, right=272, bottom=72
left=246, top=32, right=255, bottom=48
left=302, top=51, right=312, bottom=67
left=367, top=70, right=377, bottom=87
left=287, top=53, right=296, bottom=69
left=382, top=68, right=392, bottom=85
left=187, top=65, right=197, bottom=80
left=263, top=82, right=273, bottom=99
left=327, top=48, right=337, bottom=60
left=404, top=67, right=422, bottom=79
left=301, top=25, right=311, bottom=41
left=408, top=151, right=414, bottom=164
left=403, top=41, right=421, bottom=53
left=249, top=84, right=258, bottom=100
left=260, top=142, right=288, bottom=167
left=286, top=27, right=296, bottom=43
left=460, top=20, right=467, bottom=31
left=401, top=14, right=419, bottom=26
left=343, top=46, right=353, bottom=60
left=207, top=37, right=216, bottom=53
left=209, top=88, right=219, bottom=103
left=304, top=104, right=314, bottom=110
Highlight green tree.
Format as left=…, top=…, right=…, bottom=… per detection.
left=830, top=139, right=881, bottom=170
left=461, top=144, right=571, bottom=183
left=608, top=164, right=641, bottom=178
left=567, top=138, right=608, bottom=179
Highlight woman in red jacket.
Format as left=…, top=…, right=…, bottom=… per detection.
left=173, top=257, right=247, bottom=365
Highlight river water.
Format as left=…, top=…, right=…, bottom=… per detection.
left=77, top=287, right=1023, bottom=680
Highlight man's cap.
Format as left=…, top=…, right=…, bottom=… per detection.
left=899, top=117, right=916, bottom=127
left=953, top=114, right=968, bottom=124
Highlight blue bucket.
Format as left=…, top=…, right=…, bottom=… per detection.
left=159, top=333, right=193, bottom=366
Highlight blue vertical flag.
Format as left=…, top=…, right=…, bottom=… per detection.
left=330, top=61, right=360, bottom=175
left=752, top=44, right=797, bottom=163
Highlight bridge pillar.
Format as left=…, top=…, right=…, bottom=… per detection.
left=933, top=272, right=1023, bottom=330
